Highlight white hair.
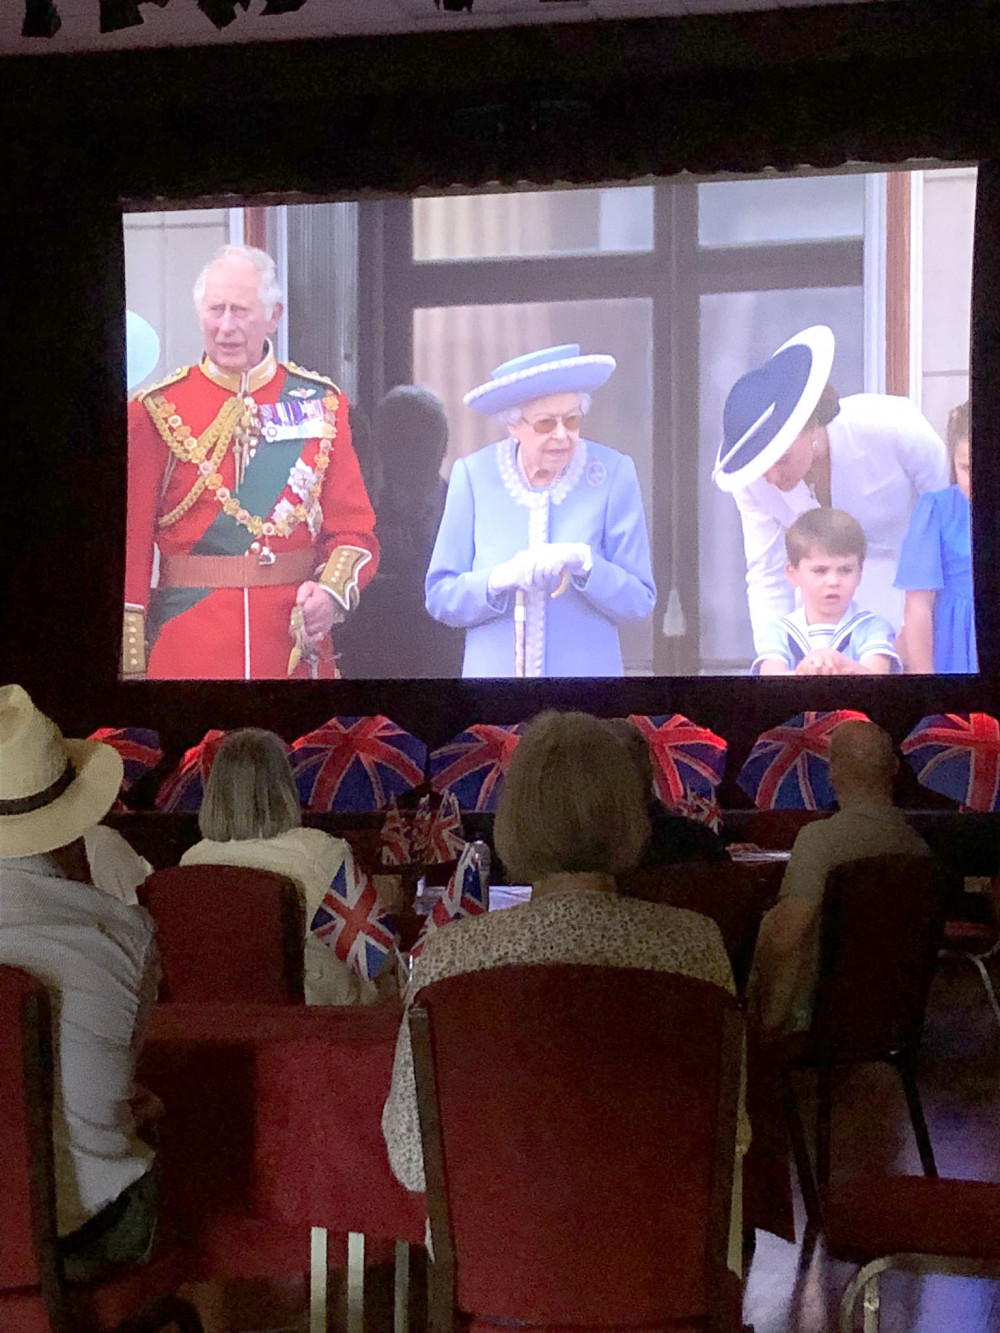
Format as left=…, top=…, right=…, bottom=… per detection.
left=498, top=391, right=592, bottom=429
left=192, top=244, right=284, bottom=318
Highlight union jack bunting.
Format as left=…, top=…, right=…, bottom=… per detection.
left=309, top=851, right=399, bottom=981
left=428, top=724, right=522, bottom=812
left=290, top=716, right=427, bottom=812
left=88, top=727, right=163, bottom=798
left=155, top=730, right=228, bottom=813
left=673, top=790, right=724, bottom=834
left=379, top=796, right=412, bottom=867
left=410, top=841, right=490, bottom=960
left=737, top=710, right=869, bottom=811
left=627, top=714, right=727, bottom=809
left=901, top=713, right=1000, bottom=812
left=414, top=790, right=466, bottom=865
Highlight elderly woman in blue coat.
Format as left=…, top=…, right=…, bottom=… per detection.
left=425, top=345, right=657, bottom=677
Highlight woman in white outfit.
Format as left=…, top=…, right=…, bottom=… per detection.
left=181, top=728, right=388, bottom=1006
left=714, top=325, right=948, bottom=651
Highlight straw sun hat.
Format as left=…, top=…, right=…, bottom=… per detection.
left=0, top=685, right=123, bottom=857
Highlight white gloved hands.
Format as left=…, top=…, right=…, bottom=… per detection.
left=487, top=543, right=594, bottom=597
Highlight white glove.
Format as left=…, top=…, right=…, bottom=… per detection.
left=487, top=549, right=539, bottom=595
left=543, top=542, right=593, bottom=579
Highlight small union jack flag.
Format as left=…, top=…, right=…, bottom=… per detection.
left=627, top=714, right=727, bottom=810
left=309, top=851, right=399, bottom=981
left=428, top=725, right=522, bottom=812
left=410, top=841, right=490, bottom=959
left=902, top=713, right=1000, bottom=812
left=379, top=796, right=412, bottom=867
left=155, top=730, right=228, bottom=813
left=674, top=790, right=724, bottom=834
left=290, top=716, right=427, bottom=812
left=413, top=790, right=465, bottom=865
left=737, top=710, right=869, bottom=811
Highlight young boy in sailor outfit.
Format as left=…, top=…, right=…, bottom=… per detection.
left=751, top=508, right=901, bottom=676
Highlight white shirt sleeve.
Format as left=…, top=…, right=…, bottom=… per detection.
left=889, top=397, right=950, bottom=496
left=84, top=825, right=153, bottom=906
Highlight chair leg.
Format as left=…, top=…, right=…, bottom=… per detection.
left=968, top=954, right=1000, bottom=1030
left=896, top=1058, right=937, bottom=1177
left=839, top=1259, right=892, bottom=1333
left=815, top=1066, right=833, bottom=1195
left=783, top=1073, right=821, bottom=1227
left=862, top=1273, right=880, bottom=1333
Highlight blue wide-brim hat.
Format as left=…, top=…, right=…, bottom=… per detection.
left=463, top=344, right=617, bottom=416
left=126, top=310, right=161, bottom=391
left=713, top=325, right=835, bottom=493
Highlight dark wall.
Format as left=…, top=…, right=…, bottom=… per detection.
left=1, top=1, right=999, bottom=797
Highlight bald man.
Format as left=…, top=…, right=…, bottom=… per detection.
left=752, top=721, right=930, bottom=1033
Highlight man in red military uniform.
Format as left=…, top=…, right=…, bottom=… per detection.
left=124, top=244, right=379, bottom=681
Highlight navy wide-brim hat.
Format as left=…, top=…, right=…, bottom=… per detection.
left=713, top=325, right=836, bottom=493
left=463, top=344, right=617, bottom=417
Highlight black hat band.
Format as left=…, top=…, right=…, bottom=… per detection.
left=0, top=760, right=77, bottom=816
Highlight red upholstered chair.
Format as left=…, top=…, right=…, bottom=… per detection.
left=0, top=965, right=201, bottom=1333
left=410, top=964, right=744, bottom=1333
left=621, top=859, right=778, bottom=998
left=823, top=1176, right=1000, bottom=1331
left=782, top=853, right=950, bottom=1223
left=139, top=866, right=304, bottom=1002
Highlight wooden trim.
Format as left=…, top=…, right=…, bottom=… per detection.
left=885, top=171, right=911, bottom=396
left=408, top=1004, right=456, bottom=1333
left=244, top=207, right=269, bottom=252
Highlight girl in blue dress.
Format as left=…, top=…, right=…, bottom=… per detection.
left=895, top=400, right=976, bottom=673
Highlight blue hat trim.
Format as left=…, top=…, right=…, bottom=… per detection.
left=464, top=343, right=617, bottom=416
left=713, top=325, right=835, bottom=493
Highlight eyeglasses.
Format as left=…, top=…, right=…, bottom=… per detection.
left=520, top=412, right=584, bottom=435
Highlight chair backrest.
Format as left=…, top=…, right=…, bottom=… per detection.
left=410, top=964, right=742, bottom=1332
left=810, top=853, right=950, bottom=1061
left=621, top=859, right=775, bottom=996
left=0, top=965, right=65, bottom=1333
left=139, top=865, right=305, bottom=1003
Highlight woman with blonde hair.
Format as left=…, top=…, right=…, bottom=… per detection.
left=382, top=710, right=745, bottom=1268
left=181, top=728, right=390, bottom=1005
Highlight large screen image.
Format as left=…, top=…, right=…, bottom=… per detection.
left=122, top=167, right=977, bottom=681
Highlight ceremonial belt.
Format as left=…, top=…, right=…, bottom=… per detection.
left=160, top=550, right=317, bottom=589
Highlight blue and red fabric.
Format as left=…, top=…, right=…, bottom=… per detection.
left=155, top=729, right=228, bottom=813
left=428, top=724, right=522, bottom=812
left=410, top=842, right=489, bottom=959
left=309, top=851, right=399, bottom=980
left=673, top=790, right=724, bottom=834
left=88, top=727, right=163, bottom=808
left=379, top=796, right=412, bottom=867
left=901, top=713, right=1000, bottom=812
left=737, top=710, right=869, bottom=811
left=414, top=790, right=465, bottom=865
left=627, top=714, right=727, bottom=814
left=290, top=715, right=427, bottom=813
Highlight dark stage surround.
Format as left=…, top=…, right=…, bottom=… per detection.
left=1, top=3, right=1000, bottom=802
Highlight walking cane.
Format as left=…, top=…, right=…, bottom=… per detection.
left=514, top=589, right=526, bottom=678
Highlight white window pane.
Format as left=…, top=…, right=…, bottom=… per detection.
left=413, top=187, right=654, bottom=262
left=698, top=176, right=866, bottom=247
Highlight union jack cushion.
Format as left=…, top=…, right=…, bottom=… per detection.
left=155, top=730, right=228, bottom=813
left=88, top=727, right=163, bottom=807
left=901, top=713, right=1000, bottom=812
left=290, top=716, right=427, bottom=812
left=410, top=840, right=490, bottom=959
left=379, top=796, right=413, bottom=867
left=737, top=710, right=869, bottom=811
left=627, top=714, right=727, bottom=822
left=309, top=850, right=399, bottom=981
left=428, top=724, right=522, bottom=812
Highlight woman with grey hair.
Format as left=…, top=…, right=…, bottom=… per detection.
left=180, top=728, right=389, bottom=1005
left=382, top=709, right=746, bottom=1271
left=424, top=346, right=656, bottom=677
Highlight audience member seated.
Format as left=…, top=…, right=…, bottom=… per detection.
left=0, top=685, right=160, bottom=1281
left=180, top=727, right=395, bottom=1005
left=751, top=719, right=931, bottom=1034
left=383, top=709, right=748, bottom=1270
left=606, top=717, right=728, bottom=866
